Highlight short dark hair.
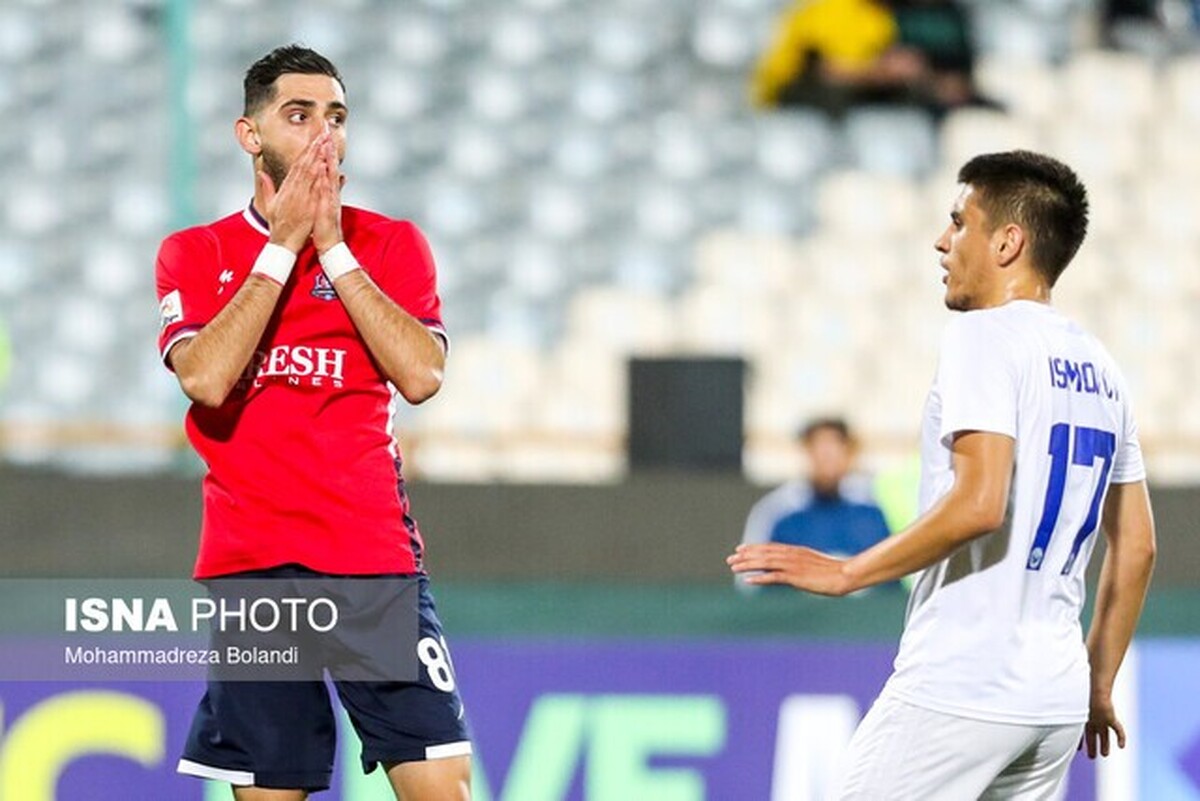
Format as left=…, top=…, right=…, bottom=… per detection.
left=957, top=150, right=1089, bottom=287
left=800, top=417, right=852, bottom=444
left=243, top=44, right=345, bottom=116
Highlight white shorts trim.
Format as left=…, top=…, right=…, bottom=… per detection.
left=177, top=758, right=255, bottom=786
left=425, top=741, right=472, bottom=760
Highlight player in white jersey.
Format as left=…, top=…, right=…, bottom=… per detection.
left=729, top=151, right=1156, bottom=799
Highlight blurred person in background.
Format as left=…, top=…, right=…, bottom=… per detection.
left=737, top=417, right=892, bottom=593
left=156, top=45, right=470, bottom=801
left=731, top=151, right=1155, bottom=798
left=751, top=0, right=992, bottom=117
left=1101, top=0, right=1200, bottom=52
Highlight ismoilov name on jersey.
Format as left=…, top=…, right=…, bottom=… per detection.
left=1047, top=356, right=1119, bottom=401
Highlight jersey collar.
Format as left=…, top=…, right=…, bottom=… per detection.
left=242, top=200, right=270, bottom=236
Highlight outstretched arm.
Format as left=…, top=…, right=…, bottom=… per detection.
left=1082, top=480, right=1156, bottom=759
left=728, top=430, right=1013, bottom=595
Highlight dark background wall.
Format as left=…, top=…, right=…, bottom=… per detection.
left=1, top=465, right=1195, bottom=585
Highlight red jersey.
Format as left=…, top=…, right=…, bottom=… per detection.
left=156, top=204, right=447, bottom=579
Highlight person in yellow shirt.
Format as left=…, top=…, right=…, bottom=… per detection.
left=752, top=0, right=900, bottom=107
left=751, top=0, right=982, bottom=115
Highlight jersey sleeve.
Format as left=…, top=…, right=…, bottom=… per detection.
left=156, top=229, right=218, bottom=369
left=375, top=221, right=448, bottom=350
left=936, top=312, right=1019, bottom=445
left=1111, top=385, right=1147, bottom=484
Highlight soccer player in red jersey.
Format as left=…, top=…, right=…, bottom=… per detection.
left=156, top=46, right=470, bottom=800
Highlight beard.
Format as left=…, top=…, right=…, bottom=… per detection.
left=944, top=294, right=969, bottom=312
left=260, top=144, right=290, bottom=191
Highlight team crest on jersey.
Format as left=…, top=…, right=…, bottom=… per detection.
left=311, top=273, right=338, bottom=301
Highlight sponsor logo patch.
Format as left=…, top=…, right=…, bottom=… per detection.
left=159, top=290, right=183, bottom=330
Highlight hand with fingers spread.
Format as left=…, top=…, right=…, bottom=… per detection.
left=727, top=542, right=854, bottom=596
left=260, top=132, right=330, bottom=254
left=313, top=135, right=345, bottom=255
left=1080, top=689, right=1126, bottom=759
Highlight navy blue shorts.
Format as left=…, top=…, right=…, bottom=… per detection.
left=177, top=566, right=471, bottom=791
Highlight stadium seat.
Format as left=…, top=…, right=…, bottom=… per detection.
left=527, top=177, right=595, bottom=240
left=569, top=68, right=640, bottom=123
left=110, top=182, right=170, bottom=236
left=1149, top=119, right=1200, bottom=179
left=733, top=174, right=818, bottom=236
left=80, top=241, right=143, bottom=300
left=817, top=170, right=921, bottom=240
left=1131, top=175, right=1200, bottom=244
left=610, top=237, right=687, bottom=296
left=693, top=229, right=796, bottom=298
left=412, top=336, right=540, bottom=437
left=445, top=124, right=511, bottom=180
left=632, top=179, right=696, bottom=242
left=489, top=11, right=552, bottom=67
left=677, top=281, right=786, bottom=355
left=843, top=108, right=937, bottom=178
left=1164, top=54, right=1200, bottom=123
left=424, top=176, right=490, bottom=239
left=368, top=67, right=434, bottom=121
left=650, top=112, right=714, bottom=181
left=552, top=125, right=619, bottom=180
left=385, top=10, right=449, bottom=66
left=466, top=66, right=531, bottom=122
left=0, top=7, right=42, bottom=65
left=1048, top=119, right=1141, bottom=181
left=1061, top=50, right=1158, bottom=125
left=939, top=109, right=1043, bottom=170
left=5, top=179, right=63, bottom=235
left=502, top=235, right=568, bottom=301
left=1056, top=239, right=1116, bottom=299
left=691, top=9, right=761, bottom=69
left=971, top=3, right=1069, bottom=62
left=82, top=6, right=148, bottom=64
left=565, top=288, right=676, bottom=355
left=590, top=10, right=658, bottom=71
left=753, top=109, right=839, bottom=183
left=974, top=55, right=1061, bottom=121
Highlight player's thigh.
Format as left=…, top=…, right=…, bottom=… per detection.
left=333, top=577, right=471, bottom=773
left=837, top=694, right=1035, bottom=801
left=385, top=754, right=471, bottom=801
left=981, top=723, right=1083, bottom=801
left=233, top=788, right=309, bottom=801
left=180, top=679, right=337, bottom=792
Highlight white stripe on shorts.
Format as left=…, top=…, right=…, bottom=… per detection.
left=426, top=741, right=473, bottom=760
left=177, top=758, right=255, bottom=786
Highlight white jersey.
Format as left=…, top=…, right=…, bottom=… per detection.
left=885, top=300, right=1145, bottom=725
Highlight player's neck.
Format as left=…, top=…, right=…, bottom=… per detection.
left=249, top=188, right=270, bottom=230
left=979, top=273, right=1051, bottom=310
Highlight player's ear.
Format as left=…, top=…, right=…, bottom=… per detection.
left=235, top=117, right=262, bottom=156
left=995, top=224, right=1024, bottom=268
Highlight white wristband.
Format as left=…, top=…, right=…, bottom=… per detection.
left=319, top=242, right=362, bottom=282
left=250, top=243, right=297, bottom=285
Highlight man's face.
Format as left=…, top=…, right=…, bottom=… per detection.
left=805, top=428, right=853, bottom=496
left=934, top=184, right=996, bottom=312
left=246, top=73, right=348, bottom=188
